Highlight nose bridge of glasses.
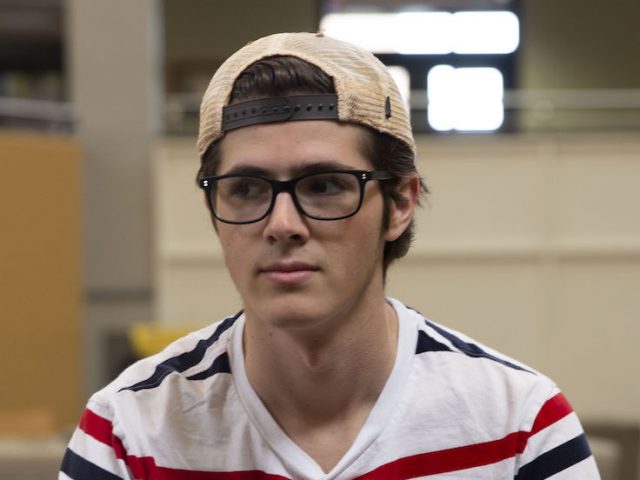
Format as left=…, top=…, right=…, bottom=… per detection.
left=267, top=179, right=308, bottom=225
left=268, top=178, right=302, bottom=215
left=271, top=177, right=298, bottom=197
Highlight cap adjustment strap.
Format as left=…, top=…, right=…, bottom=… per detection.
left=222, top=94, right=339, bottom=133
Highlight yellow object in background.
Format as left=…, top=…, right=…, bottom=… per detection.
left=128, top=323, right=206, bottom=358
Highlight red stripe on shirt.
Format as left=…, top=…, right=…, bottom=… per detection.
left=78, top=408, right=291, bottom=480
left=79, top=408, right=128, bottom=460
left=530, top=392, right=574, bottom=436
left=79, top=408, right=113, bottom=445
left=354, top=432, right=521, bottom=480
left=516, top=392, right=574, bottom=454
left=128, top=457, right=292, bottom=480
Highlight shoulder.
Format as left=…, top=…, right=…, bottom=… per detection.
left=89, top=311, right=242, bottom=416
left=392, top=300, right=599, bottom=478
left=393, top=298, right=542, bottom=378
left=63, top=312, right=251, bottom=478
left=393, top=299, right=557, bottom=426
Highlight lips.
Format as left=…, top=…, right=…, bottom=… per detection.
left=259, top=262, right=319, bottom=286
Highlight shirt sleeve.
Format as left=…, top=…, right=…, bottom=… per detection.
left=59, top=403, right=132, bottom=480
left=514, top=387, right=601, bottom=479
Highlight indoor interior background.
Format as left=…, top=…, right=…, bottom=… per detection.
left=1, top=0, right=639, bottom=478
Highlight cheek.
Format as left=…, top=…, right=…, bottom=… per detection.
left=330, top=208, right=386, bottom=267
left=217, top=229, right=253, bottom=277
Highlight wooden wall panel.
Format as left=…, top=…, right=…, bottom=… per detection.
left=0, top=132, right=82, bottom=431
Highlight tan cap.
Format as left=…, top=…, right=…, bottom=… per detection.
left=197, top=32, right=415, bottom=158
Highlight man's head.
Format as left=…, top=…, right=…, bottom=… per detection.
left=197, top=32, right=426, bottom=273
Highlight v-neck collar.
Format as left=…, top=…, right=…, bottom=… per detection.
left=228, top=298, right=418, bottom=479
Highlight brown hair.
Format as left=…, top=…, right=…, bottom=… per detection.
left=197, top=56, right=427, bottom=273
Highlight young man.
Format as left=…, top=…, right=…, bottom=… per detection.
left=61, top=33, right=600, bottom=479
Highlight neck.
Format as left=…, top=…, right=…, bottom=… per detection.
left=243, top=292, right=398, bottom=426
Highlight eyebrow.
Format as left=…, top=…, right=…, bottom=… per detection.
left=220, top=160, right=357, bottom=178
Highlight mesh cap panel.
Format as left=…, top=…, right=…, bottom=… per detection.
left=197, top=32, right=415, bottom=158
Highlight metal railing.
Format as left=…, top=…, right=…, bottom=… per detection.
left=0, top=96, right=73, bottom=133
left=163, top=88, right=640, bottom=135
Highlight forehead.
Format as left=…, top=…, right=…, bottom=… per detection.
left=216, top=120, right=373, bottom=175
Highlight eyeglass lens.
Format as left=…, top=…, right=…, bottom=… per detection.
left=211, top=172, right=363, bottom=223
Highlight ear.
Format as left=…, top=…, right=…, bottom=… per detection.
left=384, top=175, right=420, bottom=242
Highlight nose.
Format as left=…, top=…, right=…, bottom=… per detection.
left=262, top=191, right=310, bottom=244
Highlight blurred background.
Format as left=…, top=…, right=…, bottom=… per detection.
left=1, top=0, right=639, bottom=478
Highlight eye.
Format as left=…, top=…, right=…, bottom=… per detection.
left=221, top=177, right=269, bottom=199
left=300, top=173, right=355, bottom=196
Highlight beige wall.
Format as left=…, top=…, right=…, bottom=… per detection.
left=153, top=133, right=640, bottom=424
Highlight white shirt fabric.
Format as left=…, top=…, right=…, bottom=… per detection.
left=60, top=298, right=601, bottom=479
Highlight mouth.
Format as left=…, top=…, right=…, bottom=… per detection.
left=259, top=262, right=319, bottom=286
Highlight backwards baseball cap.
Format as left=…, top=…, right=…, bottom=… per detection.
left=197, top=32, right=415, bottom=158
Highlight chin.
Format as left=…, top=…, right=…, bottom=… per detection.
left=246, top=292, right=329, bottom=329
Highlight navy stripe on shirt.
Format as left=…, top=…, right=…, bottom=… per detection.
left=61, top=448, right=123, bottom=480
left=515, top=434, right=593, bottom=480
left=424, top=319, right=534, bottom=374
left=187, top=352, right=231, bottom=381
left=120, top=312, right=241, bottom=392
left=416, top=330, right=452, bottom=354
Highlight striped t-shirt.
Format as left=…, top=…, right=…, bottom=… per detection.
left=60, top=298, right=600, bottom=479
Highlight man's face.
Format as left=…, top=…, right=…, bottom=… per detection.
left=213, top=120, right=399, bottom=331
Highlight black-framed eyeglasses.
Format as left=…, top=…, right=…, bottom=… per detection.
left=198, top=170, right=394, bottom=224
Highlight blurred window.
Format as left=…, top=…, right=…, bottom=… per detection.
left=320, top=11, right=519, bottom=55
left=319, top=2, right=520, bottom=133
left=427, top=66, right=504, bottom=131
